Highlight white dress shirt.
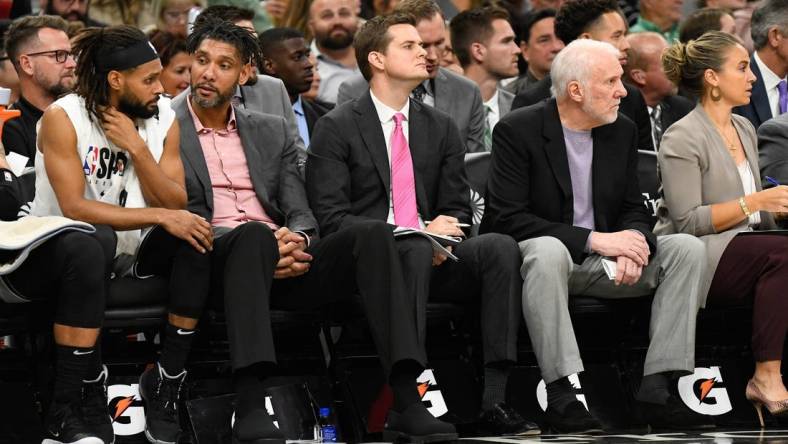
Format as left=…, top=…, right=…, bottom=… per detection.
left=484, top=90, right=501, bottom=131
left=369, top=90, right=425, bottom=228
left=753, top=51, right=786, bottom=118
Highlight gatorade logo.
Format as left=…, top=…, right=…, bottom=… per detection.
left=677, top=367, right=732, bottom=416
left=107, top=384, right=145, bottom=436
left=417, top=369, right=448, bottom=418
left=231, top=397, right=279, bottom=429
left=536, top=374, right=588, bottom=412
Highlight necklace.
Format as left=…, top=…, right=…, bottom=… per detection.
left=715, top=122, right=738, bottom=153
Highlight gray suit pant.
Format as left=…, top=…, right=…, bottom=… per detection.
left=518, top=234, right=705, bottom=384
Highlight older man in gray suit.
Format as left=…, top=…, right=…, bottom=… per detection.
left=759, top=113, right=788, bottom=189
left=336, top=0, right=487, bottom=153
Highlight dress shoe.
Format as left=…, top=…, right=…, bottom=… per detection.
left=638, top=395, right=715, bottom=430
left=544, top=401, right=604, bottom=434
left=383, top=402, right=458, bottom=443
left=231, top=408, right=285, bottom=444
left=745, top=379, right=788, bottom=427
left=476, top=403, right=540, bottom=436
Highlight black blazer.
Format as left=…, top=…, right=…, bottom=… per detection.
left=306, top=91, right=470, bottom=236
left=172, top=94, right=318, bottom=235
left=479, top=98, right=657, bottom=264
left=733, top=58, right=772, bottom=129
left=512, top=75, right=655, bottom=152
left=659, top=94, right=694, bottom=135
left=303, top=99, right=332, bottom=137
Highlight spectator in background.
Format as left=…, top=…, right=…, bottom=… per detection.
left=265, top=0, right=290, bottom=25
left=629, top=0, right=683, bottom=43
left=513, top=0, right=656, bottom=152
left=280, top=0, right=313, bottom=41
left=733, top=0, right=788, bottom=129
left=733, top=0, right=761, bottom=52
left=42, top=0, right=105, bottom=26
left=337, top=0, right=487, bottom=153
left=3, top=15, right=74, bottom=188
left=154, top=0, right=200, bottom=37
left=450, top=7, right=520, bottom=151
left=441, top=26, right=464, bottom=73
left=302, top=52, right=323, bottom=100
left=659, top=32, right=788, bottom=424
left=504, top=8, right=563, bottom=95
left=260, top=27, right=331, bottom=148
left=697, top=0, right=746, bottom=8
left=308, top=0, right=360, bottom=104
left=624, top=32, right=693, bottom=151
left=150, top=30, right=192, bottom=97
left=679, top=7, right=737, bottom=43
left=0, top=48, right=20, bottom=106
left=529, top=0, right=564, bottom=9
left=88, top=0, right=156, bottom=28
left=482, top=38, right=708, bottom=433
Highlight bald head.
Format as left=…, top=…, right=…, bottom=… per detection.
left=625, top=32, right=667, bottom=73
left=624, top=32, right=676, bottom=105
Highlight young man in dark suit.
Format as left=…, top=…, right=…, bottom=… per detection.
left=175, top=17, right=453, bottom=444
left=307, top=13, right=540, bottom=436
left=511, top=0, right=655, bottom=152
left=481, top=38, right=707, bottom=433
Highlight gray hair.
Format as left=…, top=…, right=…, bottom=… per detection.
left=751, top=0, right=788, bottom=50
left=550, top=38, right=621, bottom=99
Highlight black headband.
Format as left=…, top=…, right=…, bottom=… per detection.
left=95, top=40, right=159, bottom=73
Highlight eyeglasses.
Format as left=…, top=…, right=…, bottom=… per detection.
left=24, top=49, right=72, bottom=63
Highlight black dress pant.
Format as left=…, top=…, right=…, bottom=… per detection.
left=199, top=220, right=425, bottom=373
left=396, top=232, right=522, bottom=364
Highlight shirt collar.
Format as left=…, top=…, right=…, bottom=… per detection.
left=754, top=51, right=785, bottom=91
left=484, top=89, right=499, bottom=115
left=370, top=90, right=409, bottom=124
left=186, top=96, right=237, bottom=133
left=292, top=96, right=305, bottom=116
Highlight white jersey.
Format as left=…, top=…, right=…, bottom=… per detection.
left=29, top=93, right=176, bottom=260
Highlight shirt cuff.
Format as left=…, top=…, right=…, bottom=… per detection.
left=294, top=230, right=311, bottom=247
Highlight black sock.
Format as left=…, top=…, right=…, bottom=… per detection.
left=547, top=376, right=578, bottom=415
left=53, top=344, right=94, bottom=404
left=389, top=360, right=422, bottom=413
left=159, top=323, right=195, bottom=376
left=636, top=372, right=670, bottom=405
left=85, top=339, right=103, bottom=381
left=482, top=362, right=511, bottom=410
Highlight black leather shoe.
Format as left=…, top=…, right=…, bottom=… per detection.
left=383, top=403, right=458, bottom=443
left=545, top=401, right=604, bottom=434
left=638, top=395, right=715, bottom=430
left=231, top=408, right=285, bottom=444
left=477, top=403, right=540, bottom=436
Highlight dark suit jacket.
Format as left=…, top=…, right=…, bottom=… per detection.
left=658, top=94, right=694, bottom=135
left=479, top=98, right=657, bottom=264
left=303, top=99, right=332, bottom=137
left=306, top=91, right=470, bottom=236
left=733, top=57, right=772, bottom=129
left=512, top=75, right=655, bottom=151
left=171, top=94, right=318, bottom=235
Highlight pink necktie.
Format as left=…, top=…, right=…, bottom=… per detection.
left=391, top=112, right=419, bottom=228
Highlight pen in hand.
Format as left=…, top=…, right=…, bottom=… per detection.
left=765, top=176, right=782, bottom=188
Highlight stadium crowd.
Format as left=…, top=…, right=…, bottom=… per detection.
left=0, top=0, right=786, bottom=442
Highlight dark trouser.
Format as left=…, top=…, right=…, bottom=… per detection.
left=396, top=233, right=522, bottom=364
left=5, top=225, right=116, bottom=328
left=201, top=220, right=425, bottom=373
left=708, top=234, right=788, bottom=362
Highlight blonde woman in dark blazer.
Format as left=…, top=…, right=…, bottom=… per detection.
left=657, top=31, right=788, bottom=427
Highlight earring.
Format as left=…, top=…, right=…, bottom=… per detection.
left=710, top=85, right=722, bottom=102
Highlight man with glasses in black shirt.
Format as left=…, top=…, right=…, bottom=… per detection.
left=2, top=15, right=75, bottom=206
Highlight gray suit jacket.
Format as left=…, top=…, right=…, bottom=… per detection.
left=758, top=112, right=788, bottom=187
left=654, top=104, right=776, bottom=304
left=175, top=74, right=307, bottom=155
left=336, top=67, right=487, bottom=153
left=498, top=88, right=514, bottom=119
left=171, top=94, right=318, bottom=236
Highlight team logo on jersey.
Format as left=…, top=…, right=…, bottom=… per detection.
left=83, top=146, right=99, bottom=176
left=83, top=146, right=128, bottom=182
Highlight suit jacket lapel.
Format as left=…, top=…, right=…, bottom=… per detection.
left=543, top=99, right=572, bottom=201
left=174, top=96, right=213, bottom=211
left=355, top=91, right=391, bottom=193
left=236, top=109, right=271, bottom=204
left=750, top=61, right=773, bottom=125
left=591, top=123, right=617, bottom=229
left=407, top=100, right=431, bottom=216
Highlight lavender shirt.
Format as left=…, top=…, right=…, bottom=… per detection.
left=563, top=125, right=595, bottom=231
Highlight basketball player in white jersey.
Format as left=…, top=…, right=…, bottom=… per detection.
left=32, top=26, right=212, bottom=444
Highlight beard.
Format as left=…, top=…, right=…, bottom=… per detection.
left=581, top=98, right=618, bottom=126
left=316, top=27, right=355, bottom=50
left=45, top=2, right=88, bottom=22
left=190, top=82, right=235, bottom=109
left=118, top=89, right=158, bottom=119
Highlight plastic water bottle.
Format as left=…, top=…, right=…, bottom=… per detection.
left=318, top=407, right=337, bottom=442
